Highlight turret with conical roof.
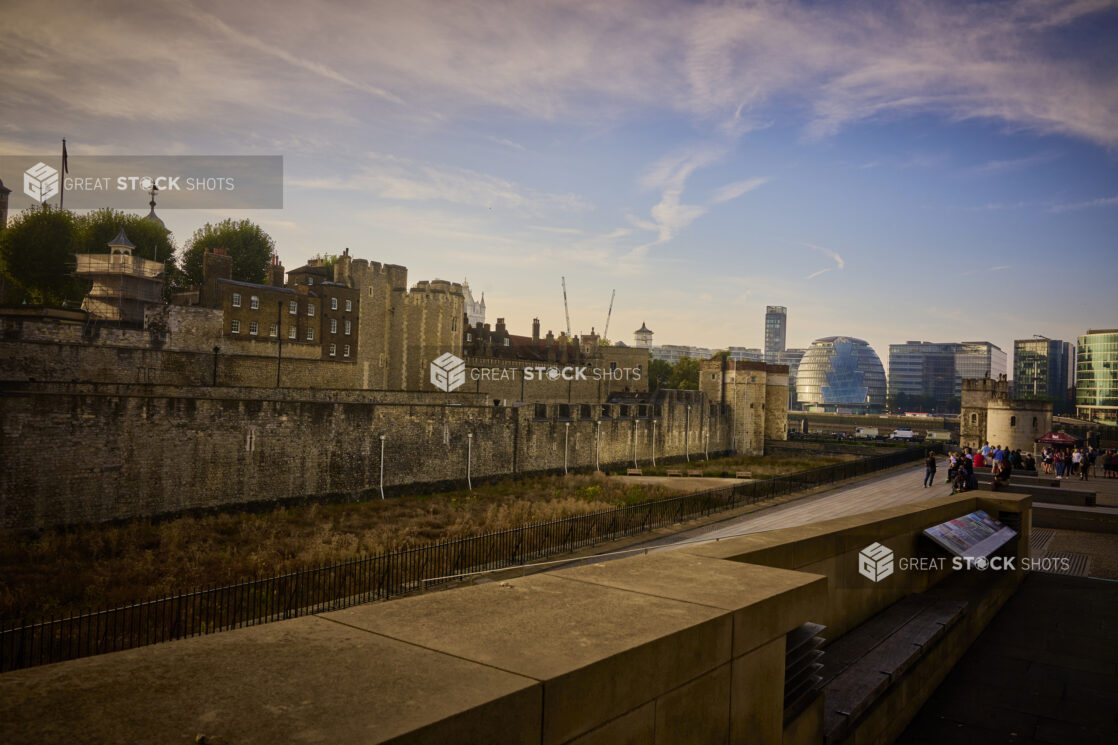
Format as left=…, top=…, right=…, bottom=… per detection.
left=634, top=321, right=653, bottom=349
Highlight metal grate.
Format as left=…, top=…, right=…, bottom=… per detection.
left=1040, top=551, right=1091, bottom=577
left=784, top=622, right=825, bottom=723
left=1029, top=528, right=1056, bottom=555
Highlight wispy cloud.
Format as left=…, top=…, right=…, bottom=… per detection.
left=289, top=153, right=591, bottom=214
left=628, top=146, right=766, bottom=259
left=487, top=136, right=526, bottom=151
left=1047, top=195, right=1118, bottom=213
left=969, top=151, right=1060, bottom=175
left=4, top=0, right=1113, bottom=154
left=963, top=264, right=1012, bottom=276
left=711, top=177, right=768, bottom=204
left=803, top=242, right=845, bottom=280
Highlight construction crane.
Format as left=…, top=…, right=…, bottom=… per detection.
left=603, top=289, right=615, bottom=341
left=561, top=276, right=572, bottom=338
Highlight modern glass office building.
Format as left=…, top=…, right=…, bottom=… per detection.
left=887, top=341, right=958, bottom=411
left=954, top=342, right=1006, bottom=396
left=778, top=348, right=806, bottom=410
left=1013, top=337, right=1074, bottom=410
left=796, top=337, right=887, bottom=413
left=764, top=306, right=787, bottom=363
left=1076, top=329, right=1118, bottom=425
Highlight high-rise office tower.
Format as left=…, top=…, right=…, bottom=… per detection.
left=764, top=306, right=787, bottom=363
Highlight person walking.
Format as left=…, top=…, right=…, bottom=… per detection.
left=924, top=450, right=937, bottom=487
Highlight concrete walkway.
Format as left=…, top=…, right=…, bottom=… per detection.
left=605, top=464, right=940, bottom=554
left=895, top=572, right=1118, bottom=745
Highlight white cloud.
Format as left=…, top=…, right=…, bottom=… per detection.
left=711, top=177, right=768, bottom=204
left=970, top=151, right=1061, bottom=175
left=1047, top=195, right=1118, bottom=213
left=289, top=153, right=591, bottom=214
left=3, top=0, right=1116, bottom=152
left=803, top=242, right=846, bottom=279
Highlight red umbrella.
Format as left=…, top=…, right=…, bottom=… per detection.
left=1034, top=431, right=1081, bottom=445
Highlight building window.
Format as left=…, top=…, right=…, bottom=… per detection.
left=288, top=327, right=296, bottom=339
left=345, top=299, right=352, bottom=312
left=466, top=333, right=472, bottom=342
left=343, top=345, right=350, bottom=357
left=289, top=301, right=297, bottom=315
left=503, top=338, right=510, bottom=346
left=1033, top=416, right=1038, bottom=428
left=307, top=276, right=314, bottom=285
left=329, top=343, right=336, bottom=357
left=232, top=293, right=241, bottom=308
left=249, top=321, right=258, bottom=336
left=231, top=319, right=240, bottom=334
left=330, top=298, right=338, bottom=311
left=452, top=317, right=457, bottom=331
left=250, top=295, right=259, bottom=309
left=307, top=327, right=314, bottom=341
left=368, top=287, right=374, bottom=297
left=344, top=320, right=351, bottom=335
left=1010, top=416, right=1016, bottom=427
left=307, top=303, right=315, bottom=317
left=269, top=323, right=278, bottom=337
left=330, top=319, right=338, bottom=334
left=971, top=414, right=978, bottom=424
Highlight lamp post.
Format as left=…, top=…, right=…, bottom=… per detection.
left=466, top=433, right=473, bottom=491
left=379, top=435, right=386, bottom=500
left=564, top=422, right=570, bottom=475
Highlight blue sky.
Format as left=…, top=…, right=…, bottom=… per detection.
left=2, top=0, right=1116, bottom=370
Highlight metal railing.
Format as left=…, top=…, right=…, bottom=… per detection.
left=0, top=446, right=925, bottom=673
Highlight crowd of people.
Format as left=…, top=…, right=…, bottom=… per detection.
left=924, top=443, right=1035, bottom=494
left=1038, top=446, right=1112, bottom=480
left=924, top=441, right=1116, bottom=493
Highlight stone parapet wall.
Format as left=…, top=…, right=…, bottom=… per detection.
left=0, top=384, right=730, bottom=530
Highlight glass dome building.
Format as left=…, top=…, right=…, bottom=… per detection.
left=796, top=336, right=887, bottom=413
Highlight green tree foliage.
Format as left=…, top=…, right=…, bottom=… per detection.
left=181, top=219, right=275, bottom=287
left=312, top=253, right=338, bottom=282
left=648, top=359, right=673, bottom=391
left=77, top=209, right=184, bottom=298
left=77, top=208, right=174, bottom=264
left=0, top=205, right=84, bottom=305
left=668, top=356, right=701, bottom=390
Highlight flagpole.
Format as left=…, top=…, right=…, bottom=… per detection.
left=59, top=138, right=67, bottom=210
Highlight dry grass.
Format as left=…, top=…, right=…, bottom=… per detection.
left=0, top=456, right=840, bottom=619
left=626, top=454, right=855, bottom=478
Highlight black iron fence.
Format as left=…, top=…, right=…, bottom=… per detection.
left=0, top=445, right=926, bottom=673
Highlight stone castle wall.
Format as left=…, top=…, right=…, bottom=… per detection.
left=0, top=383, right=732, bottom=530
left=959, top=376, right=1050, bottom=451
left=700, top=360, right=789, bottom=455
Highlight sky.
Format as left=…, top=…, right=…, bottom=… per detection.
left=2, top=0, right=1117, bottom=373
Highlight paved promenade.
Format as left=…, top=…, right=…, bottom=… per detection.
left=612, top=464, right=939, bottom=553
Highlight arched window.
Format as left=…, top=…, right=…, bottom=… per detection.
left=1010, top=416, right=1016, bottom=427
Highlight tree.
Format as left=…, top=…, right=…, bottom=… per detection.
left=648, top=359, right=673, bottom=391
left=669, top=356, right=701, bottom=390
left=181, top=219, right=275, bottom=287
left=312, top=253, right=338, bottom=282
left=0, top=205, right=85, bottom=305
